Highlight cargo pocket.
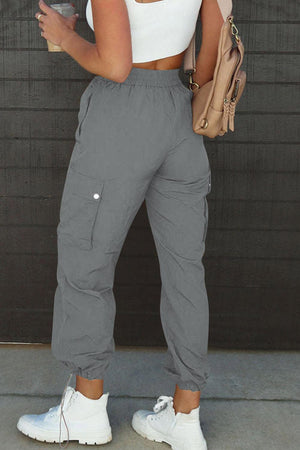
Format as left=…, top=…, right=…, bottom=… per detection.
left=203, top=173, right=211, bottom=242
left=207, top=172, right=211, bottom=194
left=203, top=197, right=209, bottom=242
left=57, top=168, right=104, bottom=250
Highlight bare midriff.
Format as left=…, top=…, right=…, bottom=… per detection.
left=132, top=51, right=186, bottom=71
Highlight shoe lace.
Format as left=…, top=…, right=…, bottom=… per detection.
left=153, top=395, right=174, bottom=414
left=47, top=390, right=76, bottom=418
left=57, top=372, right=74, bottom=449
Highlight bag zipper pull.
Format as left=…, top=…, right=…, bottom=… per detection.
left=222, top=98, right=230, bottom=132
left=229, top=101, right=236, bottom=131
left=228, top=79, right=241, bottom=132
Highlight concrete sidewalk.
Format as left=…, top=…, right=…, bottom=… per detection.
left=1, top=344, right=299, bottom=449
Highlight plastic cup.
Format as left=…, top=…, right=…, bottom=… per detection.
left=47, top=3, right=76, bottom=52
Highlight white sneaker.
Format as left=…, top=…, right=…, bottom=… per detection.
left=17, top=374, right=112, bottom=447
left=132, top=395, right=208, bottom=450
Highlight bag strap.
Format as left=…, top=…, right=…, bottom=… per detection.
left=183, top=0, right=233, bottom=74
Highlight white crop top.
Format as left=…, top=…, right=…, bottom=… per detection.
left=86, top=0, right=203, bottom=63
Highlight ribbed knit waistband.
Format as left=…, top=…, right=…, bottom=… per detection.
left=94, top=66, right=184, bottom=87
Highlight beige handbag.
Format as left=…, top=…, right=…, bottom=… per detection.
left=183, top=0, right=246, bottom=138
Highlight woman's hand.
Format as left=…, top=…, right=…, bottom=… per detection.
left=35, top=0, right=79, bottom=46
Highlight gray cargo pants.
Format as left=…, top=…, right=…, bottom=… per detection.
left=51, top=67, right=211, bottom=392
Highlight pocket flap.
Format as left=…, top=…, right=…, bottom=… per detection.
left=58, top=169, right=105, bottom=250
left=64, top=168, right=104, bottom=202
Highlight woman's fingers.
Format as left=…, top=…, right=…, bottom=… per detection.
left=35, top=0, right=77, bottom=43
left=38, top=0, right=54, bottom=16
left=66, top=14, right=79, bottom=30
left=35, top=11, right=44, bottom=21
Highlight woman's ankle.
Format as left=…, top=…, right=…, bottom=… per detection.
left=173, top=384, right=200, bottom=414
left=75, top=375, right=104, bottom=400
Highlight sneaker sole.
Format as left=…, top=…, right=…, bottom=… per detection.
left=131, top=414, right=208, bottom=450
left=17, top=420, right=112, bottom=445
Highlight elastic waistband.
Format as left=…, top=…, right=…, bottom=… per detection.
left=94, top=66, right=183, bottom=87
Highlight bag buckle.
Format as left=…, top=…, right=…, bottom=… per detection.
left=229, top=17, right=240, bottom=43
left=189, top=73, right=200, bottom=91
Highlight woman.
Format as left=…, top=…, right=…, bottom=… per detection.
left=17, top=0, right=225, bottom=448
